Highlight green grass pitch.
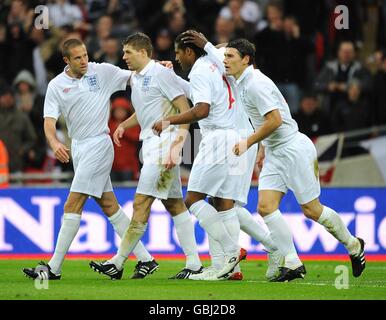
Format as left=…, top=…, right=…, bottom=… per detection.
left=1, top=259, right=385, bottom=300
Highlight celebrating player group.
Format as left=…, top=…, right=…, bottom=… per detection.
left=22, top=29, right=366, bottom=283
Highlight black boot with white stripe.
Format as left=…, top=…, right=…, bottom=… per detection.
left=22, top=261, right=61, bottom=280
left=131, top=259, right=159, bottom=279
left=350, top=237, right=366, bottom=277
left=89, top=261, right=123, bottom=280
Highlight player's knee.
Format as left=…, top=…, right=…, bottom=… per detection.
left=184, top=197, right=194, bottom=210
left=64, top=198, right=81, bottom=213
left=302, top=206, right=319, bottom=221
left=101, top=200, right=119, bottom=216
left=257, top=201, right=276, bottom=216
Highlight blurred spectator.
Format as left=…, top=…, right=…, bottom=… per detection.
left=284, top=0, right=327, bottom=39
left=0, top=86, right=37, bottom=173
left=95, top=36, right=126, bottom=68
left=86, top=14, right=113, bottom=59
left=255, top=3, right=313, bottom=113
left=377, top=0, right=386, bottom=50
left=212, top=16, right=236, bottom=44
left=45, top=28, right=82, bottom=78
left=48, top=0, right=84, bottom=28
left=153, top=29, right=175, bottom=62
left=314, top=41, right=372, bottom=112
left=254, top=1, right=285, bottom=80
left=372, top=51, right=386, bottom=125
left=331, top=80, right=371, bottom=132
left=294, top=92, right=332, bottom=139
left=13, top=70, right=47, bottom=169
left=324, top=0, right=365, bottom=57
left=3, top=21, right=35, bottom=82
left=218, top=0, right=262, bottom=39
left=108, top=97, right=140, bottom=182
left=7, top=0, right=34, bottom=32
left=0, top=139, right=9, bottom=188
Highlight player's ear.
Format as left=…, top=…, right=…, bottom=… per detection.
left=63, top=56, right=69, bottom=65
left=242, top=55, right=250, bottom=65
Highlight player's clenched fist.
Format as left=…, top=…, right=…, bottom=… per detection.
left=152, top=120, right=170, bottom=136
left=52, top=141, right=70, bottom=163
left=233, top=139, right=249, bottom=156
left=113, top=125, right=125, bottom=147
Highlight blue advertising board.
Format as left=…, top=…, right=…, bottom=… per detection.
left=0, top=187, right=385, bottom=256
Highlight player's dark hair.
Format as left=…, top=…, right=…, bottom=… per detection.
left=62, top=38, right=85, bottom=58
left=175, top=30, right=207, bottom=58
left=227, top=39, right=256, bottom=66
left=123, top=32, right=153, bottom=57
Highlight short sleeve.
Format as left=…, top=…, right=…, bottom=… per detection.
left=156, top=67, right=185, bottom=101
left=204, top=43, right=226, bottom=74
left=98, top=63, right=132, bottom=92
left=248, top=82, right=278, bottom=116
left=189, top=72, right=212, bottom=106
left=43, top=83, right=61, bottom=119
left=175, top=75, right=190, bottom=98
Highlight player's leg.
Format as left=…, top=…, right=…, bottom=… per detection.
left=94, top=192, right=158, bottom=278
left=162, top=198, right=202, bottom=278
left=258, top=189, right=306, bottom=281
left=107, top=193, right=155, bottom=268
left=186, top=191, right=239, bottom=258
left=235, top=204, right=282, bottom=280
left=23, top=191, right=88, bottom=280
left=301, top=198, right=365, bottom=277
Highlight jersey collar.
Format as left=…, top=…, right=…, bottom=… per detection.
left=137, top=59, right=155, bottom=76
left=236, top=65, right=254, bottom=85
left=63, top=63, right=92, bottom=80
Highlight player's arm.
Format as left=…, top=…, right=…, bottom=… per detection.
left=233, top=110, right=282, bottom=156
left=163, top=95, right=192, bottom=169
left=44, top=117, right=70, bottom=163
left=182, top=31, right=226, bottom=73
left=171, top=94, right=191, bottom=138
left=113, top=112, right=139, bottom=147
left=152, top=102, right=209, bottom=136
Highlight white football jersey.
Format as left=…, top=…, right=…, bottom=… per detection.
left=236, top=66, right=298, bottom=148
left=44, top=62, right=131, bottom=140
left=203, top=44, right=253, bottom=138
left=188, top=54, right=236, bottom=135
left=130, top=60, right=185, bottom=140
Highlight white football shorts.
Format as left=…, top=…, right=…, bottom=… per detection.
left=259, top=132, right=321, bottom=204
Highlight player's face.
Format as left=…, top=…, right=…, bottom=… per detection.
left=122, top=45, right=144, bottom=71
left=65, top=45, right=89, bottom=78
left=175, top=46, right=191, bottom=71
left=224, top=47, right=247, bottom=79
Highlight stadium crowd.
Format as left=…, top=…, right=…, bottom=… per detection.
left=0, top=0, right=385, bottom=183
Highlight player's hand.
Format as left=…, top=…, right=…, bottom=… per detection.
left=256, top=151, right=265, bottom=171
left=113, top=125, right=125, bottom=147
left=159, top=60, right=174, bottom=69
left=52, top=141, right=70, bottom=163
left=181, top=30, right=208, bottom=49
left=152, top=120, right=170, bottom=136
left=164, top=140, right=183, bottom=170
left=233, top=139, right=249, bottom=156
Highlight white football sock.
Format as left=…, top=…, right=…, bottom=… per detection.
left=208, top=235, right=225, bottom=270
left=172, top=210, right=202, bottom=271
left=48, top=213, right=81, bottom=275
left=318, top=206, right=359, bottom=255
left=220, top=208, right=240, bottom=245
left=109, top=221, right=147, bottom=270
left=236, top=206, right=278, bottom=252
left=189, top=200, right=238, bottom=255
left=108, top=207, right=152, bottom=262
left=263, top=209, right=302, bottom=269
